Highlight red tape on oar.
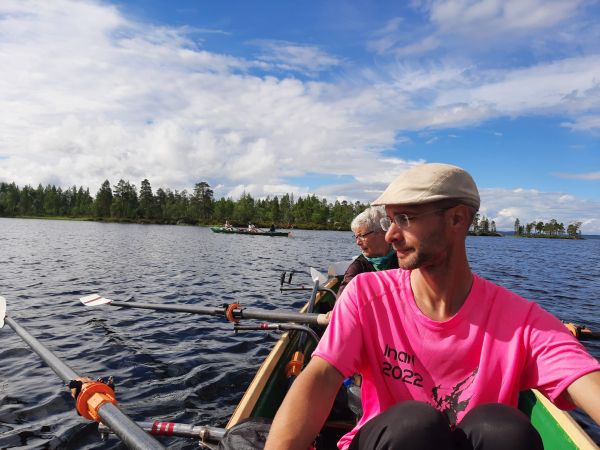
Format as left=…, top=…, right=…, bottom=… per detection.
left=151, top=421, right=176, bottom=436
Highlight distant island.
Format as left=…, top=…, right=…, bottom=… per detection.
left=512, top=218, right=584, bottom=240
left=468, top=213, right=502, bottom=237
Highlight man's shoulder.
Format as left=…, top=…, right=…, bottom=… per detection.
left=473, top=273, right=537, bottom=312
left=348, top=267, right=405, bottom=301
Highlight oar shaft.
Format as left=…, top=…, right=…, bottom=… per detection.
left=4, top=315, right=166, bottom=450
left=100, top=421, right=226, bottom=442
left=108, top=301, right=329, bottom=326
left=240, top=309, right=325, bottom=325
left=110, top=301, right=222, bottom=316
left=4, top=316, right=77, bottom=382
left=98, top=404, right=168, bottom=450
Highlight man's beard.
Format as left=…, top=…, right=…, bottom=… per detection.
left=395, top=227, right=446, bottom=270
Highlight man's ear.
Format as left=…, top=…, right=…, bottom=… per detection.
left=449, top=205, right=471, bottom=231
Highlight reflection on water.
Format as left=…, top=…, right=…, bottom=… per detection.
left=0, top=218, right=598, bottom=448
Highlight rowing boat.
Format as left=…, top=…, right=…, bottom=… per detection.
left=227, top=267, right=599, bottom=450
left=210, top=226, right=291, bottom=237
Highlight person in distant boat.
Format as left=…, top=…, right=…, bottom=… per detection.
left=266, top=163, right=600, bottom=450
left=248, top=223, right=257, bottom=232
left=224, top=220, right=233, bottom=230
left=269, top=223, right=276, bottom=232
left=337, top=206, right=398, bottom=299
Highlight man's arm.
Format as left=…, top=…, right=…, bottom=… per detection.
left=265, top=356, right=344, bottom=450
left=564, top=370, right=600, bottom=425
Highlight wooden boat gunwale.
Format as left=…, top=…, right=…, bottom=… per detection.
left=227, top=276, right=339, bottom=428
left=519, top=389, right=599, bottom=449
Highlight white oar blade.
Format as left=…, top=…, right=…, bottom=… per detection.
left=310, top=267, right=328, bottom=285
left=0, top=295, right=6, bottom=328
left=328, top=260, right=353, bottom=277
left=80, top=294, right=113, bottom=306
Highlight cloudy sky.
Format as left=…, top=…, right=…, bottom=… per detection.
left=0, top=0, right=598, bottom=232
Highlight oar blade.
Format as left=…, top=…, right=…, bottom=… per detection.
left=80, top=294, right=113, bottom=306
left=0, top=295, right=5, bottom=328
left=310, top=268, right=327, bottom=285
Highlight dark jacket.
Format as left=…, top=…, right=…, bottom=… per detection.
left=336, top=253, right=399, bottom=299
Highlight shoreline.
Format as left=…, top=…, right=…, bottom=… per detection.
left=0, top=215, right=590, bottom=239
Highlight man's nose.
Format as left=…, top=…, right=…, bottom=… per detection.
left=385, top=223, right=401, bottom=243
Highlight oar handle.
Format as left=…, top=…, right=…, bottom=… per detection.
left=239, top=309, right=328, bottom=326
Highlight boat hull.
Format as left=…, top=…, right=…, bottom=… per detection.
left=211, top=227, right=290, bottom=237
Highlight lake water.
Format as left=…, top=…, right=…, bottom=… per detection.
left=0, top=218, right=598, bottom=448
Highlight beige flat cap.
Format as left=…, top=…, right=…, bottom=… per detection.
left=371, top=163, right=480, bottom=210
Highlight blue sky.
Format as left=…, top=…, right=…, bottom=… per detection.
left=0, top=0, right=598, bottom=231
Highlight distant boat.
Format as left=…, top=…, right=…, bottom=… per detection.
left=210, top=227, right=291, bottom=237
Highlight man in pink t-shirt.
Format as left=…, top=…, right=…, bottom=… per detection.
left=265, top=163, right=600, bottom=450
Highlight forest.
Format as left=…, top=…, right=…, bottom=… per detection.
left=0, top=179, right=366, bottom=230
left=0, top=180, right=584, bottom=236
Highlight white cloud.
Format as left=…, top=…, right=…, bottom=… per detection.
left=371, top=0, right=585, bottom=59
left=252, top=40, right=342, bottom=75
left=367, top=17, right=404, bottom=55
left=449, top=57, right=600, bottom=114
left=479, top=187, right=600, bottom=233
left=0, top=1, right=405, bottom=193
left=561, top=115, right=600, bottom=132
left=553, top=171, right=600, bottom=181
left=427, top=0, right=582, bottom=35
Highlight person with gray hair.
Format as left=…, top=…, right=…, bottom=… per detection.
left=337, top=206, right=398, bottom=299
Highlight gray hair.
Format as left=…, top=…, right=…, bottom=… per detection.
left=351, top=205, right=386, bottom=233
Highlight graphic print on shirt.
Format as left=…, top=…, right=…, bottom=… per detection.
left=381, top=344, right=424, bottom=387
left=431, top=367, right=478, bottom=425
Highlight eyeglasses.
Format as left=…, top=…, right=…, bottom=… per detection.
left=353, top=230, right=375, bottom=241
left=380, top=208, right=448, bottom=231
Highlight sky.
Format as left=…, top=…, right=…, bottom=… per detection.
left=0, top=0, right=599, bottom=232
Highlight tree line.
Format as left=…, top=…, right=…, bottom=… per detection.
left=0, top=179, right=368, bottom=230
left=513, top=218, right=583, bottom=239
left=469, top=212, right=500, bottom=236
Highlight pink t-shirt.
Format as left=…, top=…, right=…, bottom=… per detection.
left=313, top=269, right=600, bottom=450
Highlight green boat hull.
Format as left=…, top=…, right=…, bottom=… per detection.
left=211, top=227, right=290, bottom=237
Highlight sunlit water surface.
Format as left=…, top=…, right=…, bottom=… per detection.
left=0, top=218, right=598, bottom=448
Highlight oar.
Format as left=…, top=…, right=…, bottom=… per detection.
left=99, top=420, right=226, bottom=442
left=0, top=296, right=166, bottom=450
left=80, top=294, right=331, bottom=327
